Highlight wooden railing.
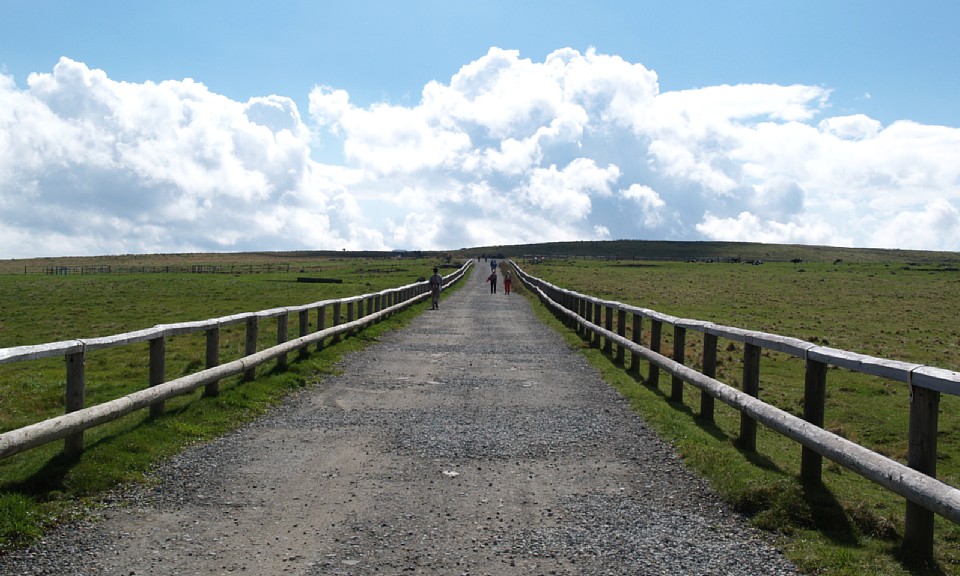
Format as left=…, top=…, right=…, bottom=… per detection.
left=512, top=260, right=960, bottom=560
left=0, top=261, right=472, bottom=461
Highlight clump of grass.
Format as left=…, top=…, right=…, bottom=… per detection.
left=732, top=480, right=814, bottom=534
left=0, top=493, right=43, bottom=548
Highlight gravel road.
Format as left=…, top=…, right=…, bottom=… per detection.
left=2, top=262, right=801, bottom=575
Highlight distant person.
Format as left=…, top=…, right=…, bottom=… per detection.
left=503, top=270, right=513, bottom=295
left=428, top=267, right=443, bottom=310
left=490, top=259, right=497, bottom=272
left=487, top=270, right=498, bottom=294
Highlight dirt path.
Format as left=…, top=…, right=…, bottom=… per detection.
left=5, top=262, right=799, bottom=575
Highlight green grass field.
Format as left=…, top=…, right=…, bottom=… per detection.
left=2, top=243, right=959, bottom=575
left=518, top=256, right=960, bottom=575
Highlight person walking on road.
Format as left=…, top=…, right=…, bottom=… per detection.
left=503, top=270, right=513, bottom=295
left=429, top=267, right=443, bottom=309
left=487, top=270, right=498, bottom=294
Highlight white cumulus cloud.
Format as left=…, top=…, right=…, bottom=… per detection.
left=2, top=48, right=960, bottom=257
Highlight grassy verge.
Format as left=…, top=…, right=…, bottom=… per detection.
left=518, top=258, right=960, bottom=576
left=0, top=257, right=458, bottom=550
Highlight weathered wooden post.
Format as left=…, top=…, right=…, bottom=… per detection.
left=149, top=335, right=166, bottom=417
left=700, top=333, right=717, bottom=423
left=904, top=384, right=941, bottom=560
left=671, top=325, right=686, bottom=402
left=739, top=343, right=761, bottom=450
left=603, top=305, right=613, bottom=355
left=298, top=309, right=310, bottom=359
left=346, top=301, right=355, bottom=336
left=332, top=301, right=342, bottom=343
left=316, top=305, right=327, bottom=351
left=64, top=349, right=85, bottom=457
left=276, top=313, right=288, bottom=371
left=579, top=297, right=588, bottom=338
left=629, top=312, right=643, bottom=377
left=576, top=296, right=593, bottom=338
left=593, top=302, right=602, bottom=348
left=562, top=291, right=575, bottom=329
left=616, top=308, right=626, bottom=365
left=243, top=316, right=258, bottom=382
left=204, top=326, right=220, bottom=397
left=648, top=319, right=662, bottom=387
left=569, top=293, right=579, bottom=330
left=801, top=357, right=827, bottom=485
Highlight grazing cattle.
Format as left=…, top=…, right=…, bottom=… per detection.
left=834, top=259, right=843, bottom=265
left=791, top=258, right=803, bottom=265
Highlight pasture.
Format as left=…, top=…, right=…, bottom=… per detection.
left=2, top=247, right=959, bottom=574
left=521, top=256, right=960, bottom=575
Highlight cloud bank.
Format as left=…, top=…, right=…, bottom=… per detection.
left=2, top=48, right=959, bottom=258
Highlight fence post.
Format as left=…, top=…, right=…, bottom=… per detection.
left=581, top=297, right=590, bottom=339
left=298, top=310, right=310, bottom=359
left=149, top=336, right=166, bottom=418
left=64, top=349, right=86, bottom=458
left=276, top=313, right=288, bottom=371
left=593, top=302, right=602, bottom=348
left=316, top=305, right=326, bottom=351
left=648, top=320, right=662, bottom=388
left=569, top=296, right=578, bottom=337
left=346, top=301, right=355, bottom=336
left=332, top=302, right=342, bottom=343
left=564, top=292, right=577, bottom=330
left=629, top=312, right=643, bottom=376
left=243, top=316, right=258, bottom=382
left=204, top=327, right=220, bottom=397
left=904, top=384, right=941, bottom=560
left=700, top=333, right=717, bottom=423
left=671, top=325, right=686, bottom=403
left=739, top=343, right=761, bottom=451
left=603, top=305, right=614, bottom=355
left=616, top=308, right=626, bottom=365
left=801, top=357, right=827, bottom=485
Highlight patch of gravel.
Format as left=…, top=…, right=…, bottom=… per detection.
left=1, top=264, right=801, bottom=575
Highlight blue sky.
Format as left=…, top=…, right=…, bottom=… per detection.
left=6, top=2, right=958, bottom=126
left=2, top=1, right=960, bottom=256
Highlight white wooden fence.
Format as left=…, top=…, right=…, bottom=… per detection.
left=0, top=261, right=471, bottom=461
left=512, top=260, right=960, bottom=560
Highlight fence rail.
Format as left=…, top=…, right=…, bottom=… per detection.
left=0, top=261, right=472, bottom=461
left=40, top=263, right=327, bottom=275
left=512, top=260, right=960, bottom=560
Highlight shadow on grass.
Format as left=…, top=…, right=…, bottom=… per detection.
left=798, top=481, right=859, bottom=544
left=893, top=545, right=949, bottom=576
left=5, top=452, right=76, bottom=497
